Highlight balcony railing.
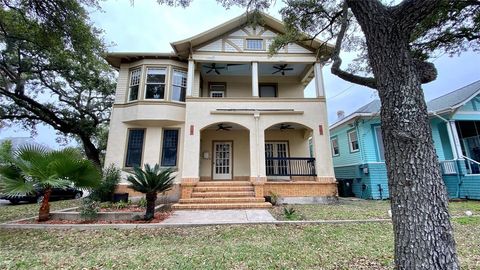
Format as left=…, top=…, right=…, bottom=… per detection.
left=440, top=160, right=458, bottom=175
left=463, top=156, right=480, bottom=175
left=265, top=157, right=316, bottom=176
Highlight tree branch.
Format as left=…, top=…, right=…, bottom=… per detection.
left=331, top=2, right=377, bottom=89
left=393, top=0, right=443, bottom=31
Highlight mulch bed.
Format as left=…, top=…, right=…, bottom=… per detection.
left=17, top=211, right=172, bottom=224
left=99, top=205, right=145, bottom=212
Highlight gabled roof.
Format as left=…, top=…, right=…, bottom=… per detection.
left=330, top=79, right=480, bottom=130
left=170, top=12, right=334, bottom=58
left=426, top=80, right=480, bottom=113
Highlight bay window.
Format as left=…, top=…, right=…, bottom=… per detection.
left=145, top=68, right=166, bottom=99
left=172, top=70, right=187, bottom=102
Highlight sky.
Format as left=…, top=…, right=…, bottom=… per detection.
left=1, top=0, right=479, bottom=148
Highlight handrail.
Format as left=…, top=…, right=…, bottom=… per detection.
left=461, top=155, right=480, bottom=165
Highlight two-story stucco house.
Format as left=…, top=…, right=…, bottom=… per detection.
left=104, top=12, right=338, bottom=209
left=330, top=80, right=480, bottom=200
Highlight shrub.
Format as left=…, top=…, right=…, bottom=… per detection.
left=269, top=192, right=279, bottom=206
left=89, top=165, right=121, bottom=202
left=79, top=198, right=100, bottom=220
left=283, top=207, right=300, bottom=220
left=137, top=197, right=147, bottom=208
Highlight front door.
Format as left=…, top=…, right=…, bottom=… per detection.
left=265, top=141, right=289, bottom=179
left=213, top=142, right=232, bottom=180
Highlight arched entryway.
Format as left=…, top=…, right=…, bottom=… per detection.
left=264, top=122, right=316, bottom=181
left=199, top=122, right=250, bottom=181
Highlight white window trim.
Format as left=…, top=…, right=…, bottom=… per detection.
left=127, top=68, right=142, bottom=102
left=171, top=69, right=187, bottom=102
left=374, top=126, right=385, bottom=161
left=144, top=67, right=167, bottom=100
left=210, top=90, right=225, bottom=98
left=348, top=130, right=360, bottom=153
left=245, top=38, right=265, bottom=51
left=331, top=137, right=340, bottom=157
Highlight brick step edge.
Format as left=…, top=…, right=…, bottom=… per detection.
left=179, top=197, right=265, bottom=204
left=193, top=187, right=254, bottom=192
left=191, top=192, right=256, bottom=198
left=172, top=202, right=272, bottom=210
left=196, top=181, right=252, bottom=186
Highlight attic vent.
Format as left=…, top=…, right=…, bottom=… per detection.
left=246, top=39, right=264, bottom=51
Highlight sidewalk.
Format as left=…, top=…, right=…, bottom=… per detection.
left=162, top=209, right=276, bottom=224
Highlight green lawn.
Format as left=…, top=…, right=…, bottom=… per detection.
left=0, top=199, right=81, bottom=223
left=270, top=199, right=480, bottom=221
left=0, top=218, right=479, bottom=269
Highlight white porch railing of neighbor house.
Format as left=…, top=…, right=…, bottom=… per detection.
left=265, top=157, right=316, bottom=176
left=440, top=160, right=458, bottom=175
left=462, top=155, right=480, bottom=175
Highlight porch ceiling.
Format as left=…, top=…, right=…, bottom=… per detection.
left=200, top=62, right=308, bottom=77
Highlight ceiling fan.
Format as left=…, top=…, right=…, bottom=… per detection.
left=279, top=124, right=294, bottom=131
left=272, top=64, right=293, bottom=76
left=217, top=123, right=233, bottom=131
left=203, top=63, right=225, bottom=75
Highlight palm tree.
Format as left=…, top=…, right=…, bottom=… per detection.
left=126, top=164, right=175, bottom=220
left=0, top=145, right=101, bottom=221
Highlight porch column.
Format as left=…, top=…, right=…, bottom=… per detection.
left=313, top=62, right=325, bottom=97
left=180, top=123, right=200, bottom=198
left=186, top=59, right=195, bottom=97
left=312, top=124, right=335, bottom=182
left=250, top=112, right=266, bottom=180
left=252, top=62, right=259, bottom=97
left=449, top=120, right=463, bottom=159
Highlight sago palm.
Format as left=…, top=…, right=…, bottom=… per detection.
left=126, top=164, right=175, bottom=220
left=0, top=145, right=101, bottom=221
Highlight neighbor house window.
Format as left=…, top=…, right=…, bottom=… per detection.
left=172, top=70, right=187, bottom=102
left=209, top=82, right=226, bottom=98
left=259, top=84, right=277, bottom=97
left=348, top=130, right=359, bottom=152
left=374, top=126, right=385, bottom=161
left=331, top=137, right=339, bottom=156
left=125, top=129, right=145, bottom=167
left=145, top=68, right=166, bottom=99
left=161, top=129, right=179, bottom=166
left=128, top=68, right=141, bottom=101
left=246, top=39, right=264, bottom=50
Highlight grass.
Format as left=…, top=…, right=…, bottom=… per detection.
left=0, top=199, right=81, bottom=223
left=270, top=199, right=480, bottom=221
left=0, top=218, right=479, bottom=269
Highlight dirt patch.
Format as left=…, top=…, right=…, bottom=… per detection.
left=17, top=211, right=172, bottom=224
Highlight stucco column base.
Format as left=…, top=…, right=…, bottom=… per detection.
left=251, top=177, right=267, bottom=198
left=180, top=178, right=199, bottom=199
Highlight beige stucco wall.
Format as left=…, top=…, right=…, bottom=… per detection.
left=201, top=75, right=304, bottom=98
left=199, top=129, right=251, bottom=179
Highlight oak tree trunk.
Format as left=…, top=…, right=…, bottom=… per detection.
left=38, top=187, right=52, bottom=222
left=79, top=135, right=102, bottom=168
left=347, top=1, right=459, bottom=269
left=145, top=192, right=157, bottom=221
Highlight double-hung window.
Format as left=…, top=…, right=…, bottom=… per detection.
left=125, top=129, right=145, bottom=167
left=331, top=137, right=339, bottom=156
left=145, top=68, right=166, bottom=99
left=161, top=129, right=179, bottom=167
left=128, top=68, right=141, bottom=101
left=172, top=70, right=187, bottom=102
left=348, top=130, right=359, bottom=152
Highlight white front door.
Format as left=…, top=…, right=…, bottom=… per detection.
left=213, top=142, right=232, bottom=180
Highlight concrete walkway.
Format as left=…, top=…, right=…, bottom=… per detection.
left=162, top=209, right=276, bottom=224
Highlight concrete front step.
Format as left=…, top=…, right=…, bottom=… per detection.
left=196, top=181, right=252, bottom=186
left=180, top=197, right=265, bottom=204
left=172, top=202, right=272, bottom=210
left=193, top=186, right=254, bottom=192
left=191, top=191, right=255, bottom=198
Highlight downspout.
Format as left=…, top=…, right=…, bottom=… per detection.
left=432, top=112, right=461, bottom=198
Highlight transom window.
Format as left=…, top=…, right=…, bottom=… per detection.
left=331, top=137, right=339, bottom=156
left=172, top=70, right=187, bottom=102
left=209, top=83, right=226, bottom=98
left=128, top=68, right=141, bottom=101
left=210, top=91, right=225, bottom=98
left=348, top=130, right=359, bottom=152
left=161, top=129, right=179, bottom=167
left=145, top=68, right=166, bottom=99
left=246, top=39, right=264, bottom=50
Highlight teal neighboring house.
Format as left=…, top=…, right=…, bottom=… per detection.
left=330, top=80, right=480, bottom=200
